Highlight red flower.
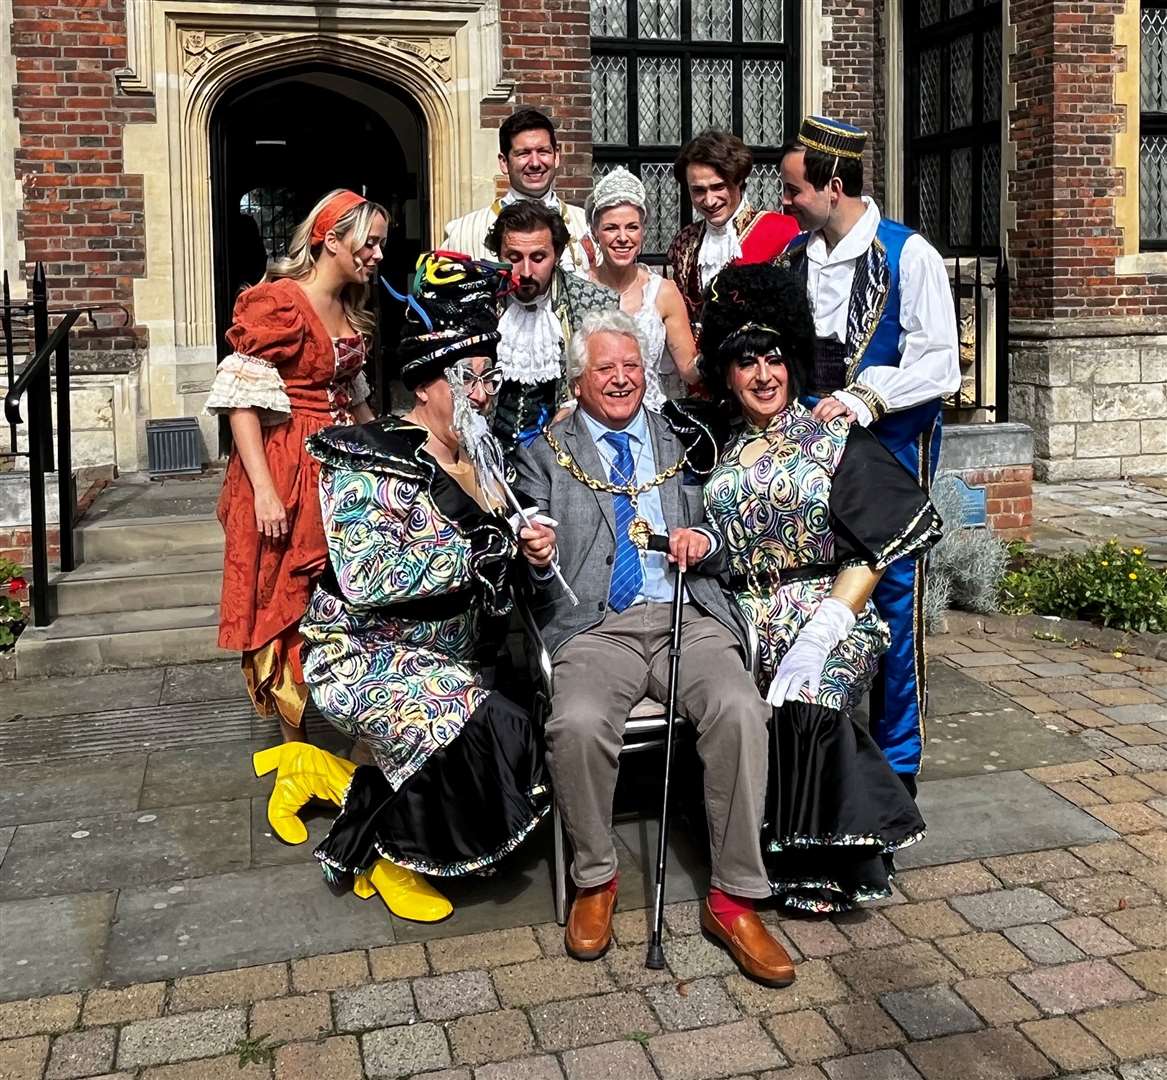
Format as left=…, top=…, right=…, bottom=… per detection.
left=8, top=576, right=27, bottom=592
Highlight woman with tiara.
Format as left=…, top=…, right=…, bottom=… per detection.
left=207, top=189, right=387, bottom=743
left=586, top=167, right=698, bottom=408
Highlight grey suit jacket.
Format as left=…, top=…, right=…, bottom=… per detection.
left=512, top=406, right=747, bottom=659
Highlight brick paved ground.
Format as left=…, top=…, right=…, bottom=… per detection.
left=2, top=624, right=1165, bottom=1078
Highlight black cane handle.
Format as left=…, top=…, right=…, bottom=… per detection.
left=646, top=533, right=670, bottom=553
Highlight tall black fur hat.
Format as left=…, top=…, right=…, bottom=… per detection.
left=698, top=263, right=815, bottom=406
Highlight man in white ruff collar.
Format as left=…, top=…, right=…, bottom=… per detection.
left=444, top=108, right=593, bottom=273
left=485, top=200, right=616, bottom=451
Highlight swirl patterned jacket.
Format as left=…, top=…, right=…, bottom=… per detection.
left=703, top=402, right=942, bottom=712
left=300, top=417, right=517, bottom=793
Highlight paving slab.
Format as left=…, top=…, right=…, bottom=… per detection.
left=0, top=800, right=251, bottom=900
left=0, top=891, right=114, bottom=1001
left=0, top=699, right=259, bottom=766
left=0, top=668, right=165, bottom=724
left=139, top=742, right=272, bottom=809
left=249, top=795, right=336, bottom=868
left=928, top=664, right=1016, bottom=717
left=158, top=660, right=246, bottom=706
left=0, top=825, right=13, bottom=870
left=103, top=862, right=396, bottom=985
left=0, top=754, right=147, bottom=827
left=921, top=700, right=1103, bottom=782
left=899, top=771, right=1117, bottom=869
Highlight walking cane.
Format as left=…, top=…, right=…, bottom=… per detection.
left=645, top=532, right=685, bottom=970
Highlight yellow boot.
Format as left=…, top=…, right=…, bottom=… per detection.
left=353, top=858, right=453, bottom=922
left=252, top=743, right=357, bottom=845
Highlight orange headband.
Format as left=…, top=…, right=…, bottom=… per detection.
left=310, top=191, right=367, bottom=246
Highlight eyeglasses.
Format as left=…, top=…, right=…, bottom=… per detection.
left=461, top=368, right=505, bottom=396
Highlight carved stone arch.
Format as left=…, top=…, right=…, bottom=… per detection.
left=120, top=2, right=507, bottom=466
left=178, top=32, right=459, bottom=345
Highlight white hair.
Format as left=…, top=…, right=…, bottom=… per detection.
left=565, top=309, right=648, bottom=383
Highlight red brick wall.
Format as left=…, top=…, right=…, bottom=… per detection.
left=822, top=0, right=879, bottom=187
left=482, top=0, right=594, bottom=206
left=955, top=465, right=1034, bottom=539
left=12, top=0, right=150, bottom=360
left=1009, top=0, right=1167, bottom=320
left=0, top=525, right=62, bottom=578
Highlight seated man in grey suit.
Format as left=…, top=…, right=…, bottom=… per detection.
left=513, top=310, right=795, bottom=987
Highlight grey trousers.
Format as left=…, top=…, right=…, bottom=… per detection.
left=546, top=603, right=772, bottom=898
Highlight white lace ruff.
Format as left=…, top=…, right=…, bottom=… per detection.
left=497, top=296, right=563, bottom=385
left=697, top=219, right=743, bottom=290
left=204, top=352, right=291, bottom=426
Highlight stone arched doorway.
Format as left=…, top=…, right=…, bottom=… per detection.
left=209, top=66, right=428, bottom=409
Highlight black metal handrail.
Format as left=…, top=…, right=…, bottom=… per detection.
left=1, top=264, right=79, bottom=627
left=946, top=249, right=1010, bottom=420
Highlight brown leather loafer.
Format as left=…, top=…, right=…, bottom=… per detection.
left=700, top=899, right=796, bottom=987
left=565, top=886, right=617, bottom=961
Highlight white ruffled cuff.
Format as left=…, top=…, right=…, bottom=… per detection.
left=204, top=352, right=291, bottom=426
left=346, top=370, right=371, bottom=408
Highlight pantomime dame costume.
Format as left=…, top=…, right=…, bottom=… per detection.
left=700, top=265, right=941, bottom=911
left=254, top=254, right=548, bottom=922
left=780, top=116, right=959, bottom=785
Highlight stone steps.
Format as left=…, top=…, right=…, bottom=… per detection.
left=75, top=513, right=224, bottom=563
left=50, top=550, right=223, bottom=616
left=15, top=603, right=224, bottom=678
left=13, top=473, right=230, bottom=676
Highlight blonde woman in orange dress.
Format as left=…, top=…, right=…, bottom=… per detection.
left=206, top=189, right=387, bottom=742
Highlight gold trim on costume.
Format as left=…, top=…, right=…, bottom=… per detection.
left=799, top=117, right=867, bottom=159
left=842, top=382, right=890, bottom=423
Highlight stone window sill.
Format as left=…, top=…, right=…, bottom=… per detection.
left=1115, top=252, right=1167, bottom=277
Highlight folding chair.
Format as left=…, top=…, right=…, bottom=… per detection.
left=515, top=596, right=758, bottom=926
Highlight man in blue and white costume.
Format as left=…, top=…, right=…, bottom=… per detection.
left=778, top=115, right=959, bottom=797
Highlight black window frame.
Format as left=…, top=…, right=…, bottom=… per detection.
left=591, top=0, right=801, bottom=264
left=904, top=0, right=1003, bottom=256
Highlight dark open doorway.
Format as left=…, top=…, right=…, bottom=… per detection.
left=210, top=66, right=428, bottom=412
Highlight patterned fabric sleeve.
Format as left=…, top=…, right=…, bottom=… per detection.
left=323, top=467, right=477, bottom=608
left=828, top=426, right=943, bottom=570
left=205, top=283, right=305, bottom=424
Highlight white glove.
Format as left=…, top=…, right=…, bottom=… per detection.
left=766, top=597, right=857, bottom=706
left=507, top=506, right=559, bottom=535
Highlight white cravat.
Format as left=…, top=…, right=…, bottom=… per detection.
left=697, top=210, right=744, bottom=290
left=500, top=187, right=561, bottom=212
left=497, top=292, right=563, bottom=385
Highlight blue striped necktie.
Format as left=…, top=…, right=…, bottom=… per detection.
left=604, top=431, right=643, bottom=613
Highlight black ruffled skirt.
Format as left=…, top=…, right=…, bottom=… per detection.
left=764, top=702, right=925, bottom=913
left=314, top=692, right=550, bottom=880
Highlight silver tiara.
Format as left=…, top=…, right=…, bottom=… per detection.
left=586, top=166, right=649, bottom=225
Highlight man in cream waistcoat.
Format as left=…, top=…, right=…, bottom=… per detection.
left=444, top=107, right=592, bottom=272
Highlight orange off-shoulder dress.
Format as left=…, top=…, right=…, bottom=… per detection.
left=206, top=277, right=370, bottom=727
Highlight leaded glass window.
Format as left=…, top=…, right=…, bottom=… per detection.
left=905, top=0, right=1002, bottom=254
left=240, top=188, right=297, bottom=258
left=591, top=0, right=799, bottom=261
left=1141, top=3, right=1167, bottom=246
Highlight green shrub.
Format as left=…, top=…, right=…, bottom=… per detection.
left=999, top=540, right=1167, bottom=634
left=0, top=555, right=27, bottom=650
